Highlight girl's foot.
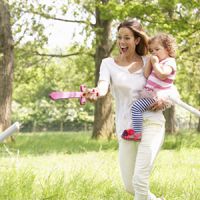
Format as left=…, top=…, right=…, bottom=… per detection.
left=121, top=129, right=141, bottom=141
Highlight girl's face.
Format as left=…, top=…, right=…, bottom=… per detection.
left=149, top=39, right=169, bottom=61
left=117, top=27, right=140, bottom=56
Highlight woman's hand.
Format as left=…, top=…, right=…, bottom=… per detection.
left=150, top=99, right=169, bottom=111
left=82, top=87, right=99, bottom=102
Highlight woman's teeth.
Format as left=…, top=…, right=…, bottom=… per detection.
left=121, top=47, right=128, bottom=52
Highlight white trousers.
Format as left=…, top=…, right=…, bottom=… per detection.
left=118, top=120, right=165, bottom=200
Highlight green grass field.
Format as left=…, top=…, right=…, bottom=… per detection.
left=0, top=131, right=200, bottom=200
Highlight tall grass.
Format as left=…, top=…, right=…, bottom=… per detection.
left=0, top=131, right=199, bottom=200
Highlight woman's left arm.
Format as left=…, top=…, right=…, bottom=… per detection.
left=150, top=85, right=180, bottom=111
left=150, top=99, right=169, bottom=111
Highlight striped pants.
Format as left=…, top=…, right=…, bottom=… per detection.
left=131, top=98, right=156, bottom=133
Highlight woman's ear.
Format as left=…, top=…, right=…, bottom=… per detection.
left=135, top=37, right=141, bottom=45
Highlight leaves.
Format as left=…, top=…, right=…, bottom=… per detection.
left=7, top=0, right=200, bottom=130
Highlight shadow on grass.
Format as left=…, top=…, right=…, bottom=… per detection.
left=0, top=132, right=118, bottom=156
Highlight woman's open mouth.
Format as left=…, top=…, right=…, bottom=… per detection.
left=121, top=47, right=128, bottom=53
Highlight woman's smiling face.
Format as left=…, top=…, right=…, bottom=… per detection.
left=117, top=27, right=139, bottom=56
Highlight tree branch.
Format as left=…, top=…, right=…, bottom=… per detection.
left=108, top=40, right=116, bottom=56
left=180, top=41, right=200, bottom=54
left=33, top=51, right=95, bottom=58
left=22, top=10, right=95, bottom=27
left=33, top=51, right=80, bottom=57
left=14, top=27, right=28, bottom=47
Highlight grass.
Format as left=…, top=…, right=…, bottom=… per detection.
left=5, top=132, right=118, bottom=155
left=0, top=131, right=199, bottom=200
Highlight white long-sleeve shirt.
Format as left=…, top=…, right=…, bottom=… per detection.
left=97, top=57, right=165, bottom=139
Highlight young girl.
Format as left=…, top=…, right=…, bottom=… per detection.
left=122, top=33, right=177, bottom=141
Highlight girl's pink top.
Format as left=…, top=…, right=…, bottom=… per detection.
left=145, top=57, right=176, bottom=91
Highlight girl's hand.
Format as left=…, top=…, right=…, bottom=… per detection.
left=150, top=55, right=159, bottom=65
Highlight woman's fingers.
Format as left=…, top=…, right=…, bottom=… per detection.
left=82, top=88, right=99, bottom=102
left=150, top=99, right=166, bottom=111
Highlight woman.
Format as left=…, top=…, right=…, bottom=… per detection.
left=84, top=19, right=165, bottom=200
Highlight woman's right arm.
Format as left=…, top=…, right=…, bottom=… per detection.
left=97, top=80, right=109, bottom=97
left=83, top=59, right=110, bottom=101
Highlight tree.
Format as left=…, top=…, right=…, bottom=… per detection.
left=92, top=0, right=114, bottom=139
left=0, top=0, right=14, bottom=132
left=12, top=0, right=116, bottom=138
left=163, top=107, right=176, bottom=133
left=174, top=2, right=200, bottom=132
left=9, top=0, right=200, bottom=136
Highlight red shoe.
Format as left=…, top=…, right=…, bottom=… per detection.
left=133, top=133, right=142, bottom=142
left=121, top=129, right=141, bottom=141
left=121, top=129, right=134, bottom=140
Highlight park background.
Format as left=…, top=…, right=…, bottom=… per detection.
left=0, top=0, right=200, bottom=200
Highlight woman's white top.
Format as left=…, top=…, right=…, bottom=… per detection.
left=98, top=57, right=165, bottom=138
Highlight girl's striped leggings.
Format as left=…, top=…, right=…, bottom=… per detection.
left=131, top=98, right=156, bottom=133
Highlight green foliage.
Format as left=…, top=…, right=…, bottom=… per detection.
left=8, top=0, right=200, bottom=130
left=12, top=44, right=95, bottom=130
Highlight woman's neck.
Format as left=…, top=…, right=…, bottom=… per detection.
left=116, top=53, right=140, bottom=66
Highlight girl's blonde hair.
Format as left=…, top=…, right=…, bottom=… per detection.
left=148, top=33, right=177, bottom=58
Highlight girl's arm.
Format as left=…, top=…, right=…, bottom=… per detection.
left=151, top=56, right=173, bottom=80
left=143, top=57, right=152, bottom=78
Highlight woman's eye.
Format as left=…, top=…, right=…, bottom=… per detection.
left=117, top=36, right=131, bottom=40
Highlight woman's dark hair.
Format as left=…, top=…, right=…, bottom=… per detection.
left=117, top=19, right=149, bottom=56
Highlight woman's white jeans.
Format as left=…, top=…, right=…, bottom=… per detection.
left=119, top=119, right=165, bottom=200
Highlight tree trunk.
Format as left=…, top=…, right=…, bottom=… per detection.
left=60, top=121, right=63, bottom=132
left=93, top=92, right=114, bottom=139
left=197, top=118, right=200, bottom=132
left=0, top=1, right=14, bottom=132
left=197, top=94, right=200, bottom=132
left=163, top=106, right=177, bottom=134
left=92, top=0, right=114, bottom=139
left=32, top=121, right=37, bottom=132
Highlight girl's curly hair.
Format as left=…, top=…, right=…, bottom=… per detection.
left=148, top=33, right=177, bottom=58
